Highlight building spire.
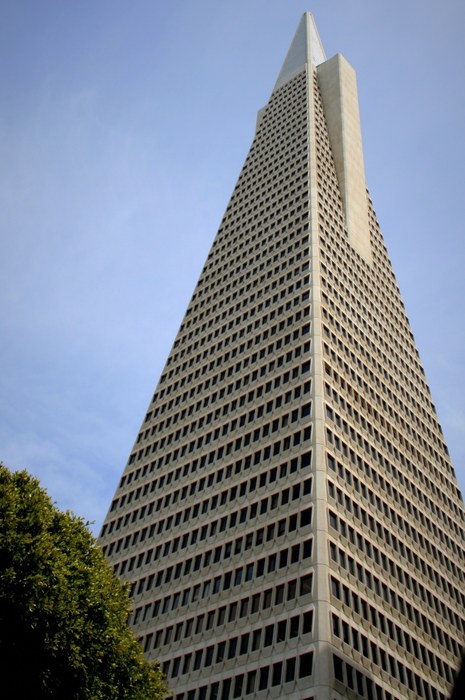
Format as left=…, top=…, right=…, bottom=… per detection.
left=274, top=12, right=326, bottom=90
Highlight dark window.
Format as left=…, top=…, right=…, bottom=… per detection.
left=216, top=641, right=226, bottom=663
left=272, top=662, right=283, bottom=686
left=259, top=667, right=269, bottom=691
left=233, top=675, right=243, bottom=699
left=276, top=620, right=287, bottom=642
left=246, top=670, right=256, bottom=695
left=193, top=650, right=203, bottom=670
left=289, top=614, right=299, bottom=638
left=288, top=579, right=297, bottom=600
left=285, top=657, right=296, bottom=683
left=228, top=637, right=237, bottom=660
left=299, top=652, right=313, bottom=678
left=300, top=574, right=313, bottom=595
left=205, top=646, right=214, bottom=667
left=333, top=655, right=344, bottom=683
left=252, top=629, right=261, bottom=651
left=264, top=624, right=274, bottom=646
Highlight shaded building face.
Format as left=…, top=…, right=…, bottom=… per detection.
left=99, top=13, right=465, bottom=700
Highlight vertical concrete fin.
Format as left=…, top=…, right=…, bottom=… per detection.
left=274, top=12, right=326, bottom=91
left=317, top=54, right=372, bottom=263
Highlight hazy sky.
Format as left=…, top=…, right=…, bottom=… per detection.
left=1, top=0, right=464, bottom=534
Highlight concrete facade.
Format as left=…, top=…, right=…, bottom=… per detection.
left=99, top=13, right=465, bottom=699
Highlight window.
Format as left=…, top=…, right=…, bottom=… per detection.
left=299, top=652, right=314, bottom=678
left=300, top=574, right=313, bottom=596
left=193, top=650, right=203, bottom=671
left=228, top=638, right=237, bottom=660
left=203, top=645, right=215, bottom=666
left=277, top=620, right=286, bottom=642
left=272, top=662, right=283, bottom=686
left=259, top=667, right=269, bottom=691
left=252, top=629, right=261, bottom=651
left=264, top=624, right=274, bottom=646
left=285, top=657, right=296, bottom=683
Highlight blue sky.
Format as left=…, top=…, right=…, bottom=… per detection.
left=1, top=0, right=464, bottom=533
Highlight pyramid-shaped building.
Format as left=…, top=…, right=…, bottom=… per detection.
left=99, top=13, right=465, bottom=699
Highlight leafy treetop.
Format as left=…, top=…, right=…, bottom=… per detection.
left=0, top=464, right=170, bottom=700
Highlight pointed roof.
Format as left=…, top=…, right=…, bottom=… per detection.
left=274, top=12, right=326, bottom=90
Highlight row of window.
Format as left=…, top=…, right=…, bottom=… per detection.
left=323, top=322, right=441, bottom=473
left=320, top=252, right=456, bottom=488
left=146, top=271, right=310, bottom=430
left=323, top=327, right=441, bottom=466
left=203, top=201, right=307, bottom=275
left=118, top=477, right=312, bottom=586
left=132, top=334, right=311, bottom=477
left=164, top=290, right=309, bottom=395
left=325, top=368, right=462, bottom=526
left=332, top=604, right=456, bottom=687
left=328, top=470, right=463, bottom=606
left=164, top=610, right=313, bottom=679
left=129, top=388, right=307, bottom=482
left=173, top=243, right=309, bottom=353
left=325, top=373, right=456, bottom=514
left=328, top=450, right=463, bottom=575
left=105, top=425, right=312, bottom=543
left=233, top=131, right=307, bottom=196
left=138, top=348, right=309, bottom=462
left=211, top=185, right=306, bottom=274
left=158, top=303, right=310, bottom=402
left=140, top=324, right=310, bottom=464
left=135, top=391, right=311, bottom=480
left=330, top=558, right=460, bottom=660
left=142, top=572, right=312, bottom=653
left=326, top=372, right=446, bottom=480
left=320, top=239, right=424, bottom=389
left=171, top=651, right=313, bottom=700
left=175, top=278, right=308, bottom=401
left=325, top=367, right=462, bottom=522
left=173, top=253, right=307, bottom=366
left=206, top=209, right=306, bottom=290
left=319, top=249, right=428, bottom=403
left=119, top=496, right=312, bottom=592
left=329, top=473, right=461, bottom=593
left=182, top=237, right=309, bottom=338
left=324, top=338, right=436, bottom=464
left=322, top=287, right=425, bottom=399
left=119, top=391, right=311, bottom=515
left=321, top=264, right=437, bottom=427
left=320, top=244, right=423, bottom=408
left=328, top=444, right=462, bottom=559
left=246, top=141, right=307, bottom=182
left=110, top=422, right=312, bottom=543
left=203, top=212, right=308, bottom=274
left=333, top=654, right=405, bottom=700
left=328, top=509, right=464, bottom=631
left=153, top=284, right=309, bottom=419
left=188, top=185, right=308, bottom=311
left=195, top=187, right=307, bottom=311
left=131, top=543, right=313, bottom=625
left=107, top=458, right=312, bottom=564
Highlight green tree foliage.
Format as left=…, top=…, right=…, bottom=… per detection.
left=0, top=465, right=169, bottom=699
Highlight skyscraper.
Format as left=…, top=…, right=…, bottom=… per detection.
left=99, top=13, right=465, bottom=700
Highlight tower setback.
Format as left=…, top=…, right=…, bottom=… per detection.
left=99, top=13, right=465, bottom=699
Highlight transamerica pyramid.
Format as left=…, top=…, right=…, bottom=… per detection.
left=99, top=13, right=465, bottom=699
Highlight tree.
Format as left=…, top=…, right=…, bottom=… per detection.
left=0, top=464, right=170, bottom=699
